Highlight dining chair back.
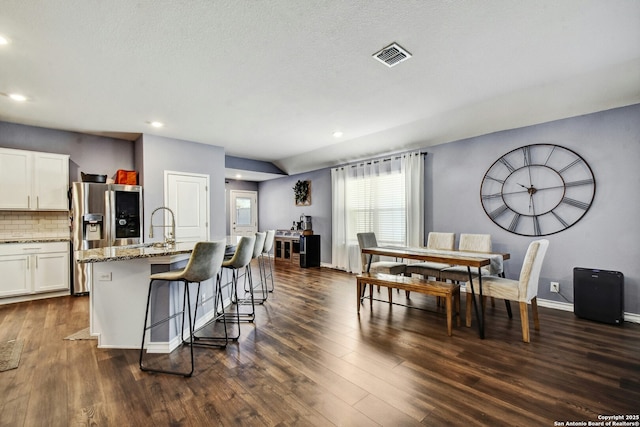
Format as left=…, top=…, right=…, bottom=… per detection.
left=469, top=239, right=549, bottom=342
left=427, top=232, right=456, bottom=251
left=356, top=232, right=405, bottom=275
left=405, top=232, right=455, bottom=280
left=440, top=233, right=492, bottom=283
left=357, top=232, right=405, bottom=303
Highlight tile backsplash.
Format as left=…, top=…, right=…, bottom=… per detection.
left=0, top=211, right=71, bottom=239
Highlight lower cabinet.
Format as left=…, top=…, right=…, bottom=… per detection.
left=0, top=241, right=69, bottom=298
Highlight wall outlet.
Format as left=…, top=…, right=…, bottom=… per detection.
left=98, top=272, right=112, bottom=281
left=550, top=281, right=560, bottom=293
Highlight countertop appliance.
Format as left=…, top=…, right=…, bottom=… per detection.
left=71, top=182, right=143, bottom=294
left=300, top=215, right=312, bottom=231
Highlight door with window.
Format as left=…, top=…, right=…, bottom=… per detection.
left=230, top=190, right=257, bottom=240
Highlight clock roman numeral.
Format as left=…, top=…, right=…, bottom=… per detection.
left=498, top=158, right=515, bottom=173
left=489, top=204, right=509, bottom=220
left=485, top=175, right=505, bottom=184
left=481, top=192, right=503, bottom=200
left=564, top=178, right=594, bottom=187
left=522, top=146, right=531, bottom=166
left=533, top=215, right=541, bottom=236
left=543, top=145, right=557, bottom=166
left=558, top=158, right=583, bottom=174
left=508, top=213, right=521, bottom=232
left=561, top=197, right=590, bottom=210
left=551, top=210, right=569, bottom=228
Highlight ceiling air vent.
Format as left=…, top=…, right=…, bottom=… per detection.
left=372, top=43, right=412, bottom=67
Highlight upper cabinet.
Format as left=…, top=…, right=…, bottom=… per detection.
left=0, top=148, right=69, bottom=211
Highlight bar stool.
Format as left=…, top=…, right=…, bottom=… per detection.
left=243, top=232, right=267, bottom=304
left=139, top=240, right=226, bottom=377
left=219, top=235, right=256, bottom=325
left=260, top=230, right=276, bottom=293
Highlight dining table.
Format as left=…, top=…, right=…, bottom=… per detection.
left=361, top=246, right=510, bottom=339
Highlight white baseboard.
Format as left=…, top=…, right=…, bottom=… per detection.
left=536, top=298, right=639, bottom=324
left=537, top=298, right=573, bottom=312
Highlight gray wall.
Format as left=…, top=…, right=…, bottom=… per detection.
left=0, top=121, right=135, bottom=183
left=258, top=168, right=331, bottom=263
left=427, top=104, right=640, bottom=314
left=137, top=134, right=226, bottom=240
left=257, top=104, right=640, bottom=315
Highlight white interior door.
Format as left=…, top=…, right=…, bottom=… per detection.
left=230, top=190, right=257, bottom=239
left=165, top=171, right=209, bottom=242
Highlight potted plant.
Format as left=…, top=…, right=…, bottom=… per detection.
left=293, top=180, right=310, bottom=206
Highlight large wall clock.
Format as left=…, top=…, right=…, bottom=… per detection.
left=480, top=144, right=596, bottom=236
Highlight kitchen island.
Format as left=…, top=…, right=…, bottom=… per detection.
left=76, top=242, right=222, bottom=351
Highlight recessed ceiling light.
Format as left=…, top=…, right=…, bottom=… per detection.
left=9, top=93, right=27, bottom=102
left=0, top=35, right=9, bottom=45
left=333, top=131, right=343, bottom=138
left=150, top=121, right=164, bottom=128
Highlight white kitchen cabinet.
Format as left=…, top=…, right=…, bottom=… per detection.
left=0, top=242, right=70, bottom=298
left=0, top=148, right=69, bottom=211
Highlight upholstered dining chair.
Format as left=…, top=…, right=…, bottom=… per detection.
left=439, top=234, right=492, bottom=282
left=357, top=232, right=406, bottom=302
left=439, top=233, right=496, bottom=310
left=467, top=239, right=549, bottom=342
left=405, top=232, right=455, bottom=279
left=404, top=232, right=455, bottom=299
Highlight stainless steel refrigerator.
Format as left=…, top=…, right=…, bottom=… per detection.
left=71, top=182, right=143, bottom=294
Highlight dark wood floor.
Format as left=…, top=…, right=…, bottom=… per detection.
left=0, top=262, right=639, bottom=426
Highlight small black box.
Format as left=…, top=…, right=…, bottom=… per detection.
left=574, top=267, right=624, bottom=325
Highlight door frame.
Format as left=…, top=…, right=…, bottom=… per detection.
left=164, top=170, right=210, bottom=242
left=229, top=190, right=258, bottom=240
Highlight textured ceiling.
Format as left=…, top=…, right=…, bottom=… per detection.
left=1, top=0, right=639, bottom=176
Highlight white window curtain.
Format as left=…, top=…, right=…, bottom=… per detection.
left=331, top=152, right=424, bottom=272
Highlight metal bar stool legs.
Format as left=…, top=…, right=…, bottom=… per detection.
left=216, top=235, right=257, bottom=327
left=139, top=278, right=195, bottom=377
left=223, top=264, right=257, bottom=322
left=242, top=232, right=268, bottom=304
left=139, top=241, right=227, bottom=377
left=190, top=273, right=236, bottom=344
left=262, top=249, right=275, bottom=292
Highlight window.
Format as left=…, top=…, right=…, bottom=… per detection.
left=346, top=168, right=406, bottom=245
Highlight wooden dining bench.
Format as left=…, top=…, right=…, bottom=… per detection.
left=356, top=272, right=461, bottom=336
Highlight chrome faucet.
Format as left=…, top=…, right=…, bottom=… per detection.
left=149, top=207, right=176, bottom=245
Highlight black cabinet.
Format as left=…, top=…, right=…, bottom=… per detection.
left=300, top=235, right=320, bottom=268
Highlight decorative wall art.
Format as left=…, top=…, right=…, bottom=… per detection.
left=293, top=180, right=311, bottom=206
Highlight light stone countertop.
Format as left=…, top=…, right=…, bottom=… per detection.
left=75, top=241, right=197, bottom=264
left=0, top=237, right=71, bottom=244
